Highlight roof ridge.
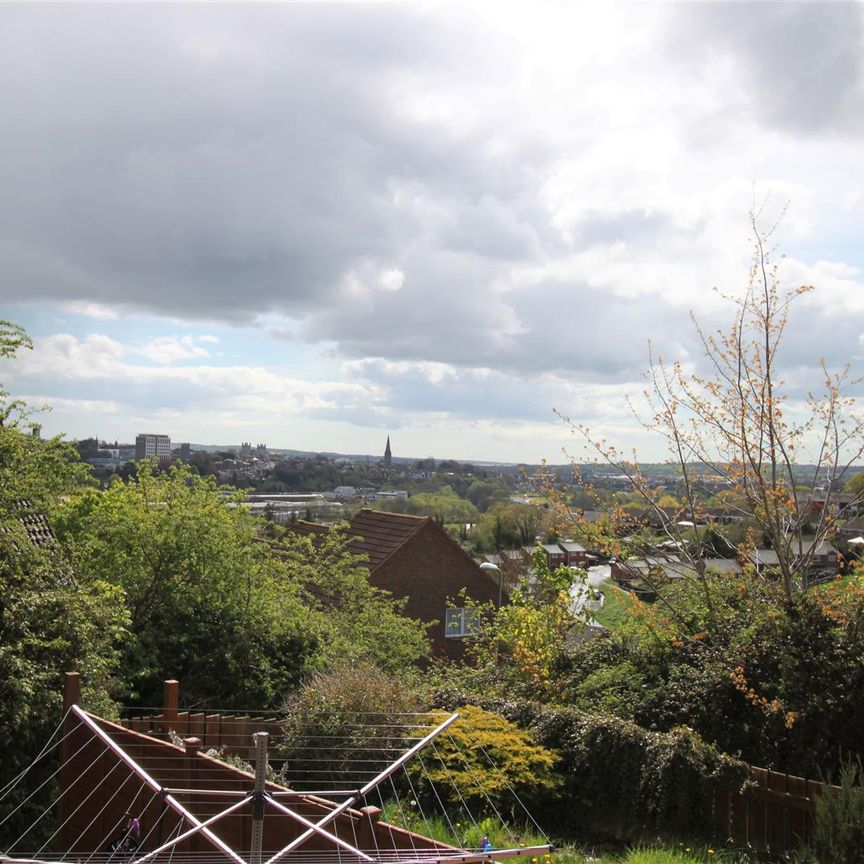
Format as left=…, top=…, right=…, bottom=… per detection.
left=356, top=507, right=429, bottom=521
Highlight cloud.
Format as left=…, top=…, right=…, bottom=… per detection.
left=58, top=301, right=121, bottom=321
left=2, top=3, right=863, bottom=460
left=131, top=334, right=219, bottom=365
left=666, top=3, right=864, bottom=137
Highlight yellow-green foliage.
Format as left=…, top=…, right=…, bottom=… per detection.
left=411, top=706, right=561, bottom=815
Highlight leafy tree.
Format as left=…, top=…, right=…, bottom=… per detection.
left=845, top=471, right=864, bottom=496
left=273, top=527, right=431, bottom=672
left=466, top=548, right=588, bottom=695
left=56, top=469, right=430, bottom=707
left=466, top=479, right=509, bottom=513
left=0, top=322, right=126, bottom=844
left=470, top=502, right=545, bottom=553
left=55, top=463, right=317, bottom=707
left=405, top=485, right=480, bottom=525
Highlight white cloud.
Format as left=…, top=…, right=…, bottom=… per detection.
left=131, top=334, right=220, bottom=365
left=58, top=301, right=121, bottom=320
left=380, top=268, right=405, bottom=292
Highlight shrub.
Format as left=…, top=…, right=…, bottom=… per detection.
left=409, top=705, right=561, bottom=820
left=431, top=688, right=748, bottom=840
left=798, top=758, right=864, bottom=864
left=278, top=660, right=425, bottom=790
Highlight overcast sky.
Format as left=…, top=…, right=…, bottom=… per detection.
left=1, top=2, right=863, bottom=464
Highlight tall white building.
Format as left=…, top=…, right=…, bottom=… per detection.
left=135, top=433, right=172, bottom=464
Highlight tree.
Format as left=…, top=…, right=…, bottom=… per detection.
left=0, top=323, right=126, bottom=843
left=845, top=471, right=864, bottom=496
left=273, top=526, right=431, bottom=672
left=559, top=209, right=864, bottom=613
left=467, top=548, right=590, bottom=695
left=55, top=463, right=316, bottom=707
left=56, top=466, right=430, bottom=707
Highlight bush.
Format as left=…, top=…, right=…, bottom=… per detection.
left=431, top=689, right=748, bottom=841
left=409, top=706, right=561, bottom=820
left=798, top=758, right=864, bottom=864
left=278, top=661, right=425, bottom=790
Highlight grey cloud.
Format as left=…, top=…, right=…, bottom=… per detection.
left=305, top=256, right=700, bottom=383
left=0, top=4, right=541, bottom=320
left=666, top=2, right=864, bottom=136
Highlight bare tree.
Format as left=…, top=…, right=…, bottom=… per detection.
left=557, top=207, right=864, bottom=612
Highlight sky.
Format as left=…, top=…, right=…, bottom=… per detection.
left=1, top=2, right=864, bottom=464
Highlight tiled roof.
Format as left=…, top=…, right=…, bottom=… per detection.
left=347, top=509, right=428, bottom=570
left=289, top=520, right=331, bottom=539
left=0, top=500, right=57, bottom=548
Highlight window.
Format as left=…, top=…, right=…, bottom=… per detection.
left=445, top=607, right=479, bottom=638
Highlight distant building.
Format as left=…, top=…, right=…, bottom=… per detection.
left=178, top=442, right=191, bottom=462
left=384, top=435, right=392, bottom=468
left=135, top=433, right=172, bottom=465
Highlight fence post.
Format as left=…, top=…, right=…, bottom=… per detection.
left=162, top=680, right=180, bottom=735
left=60, top=672, right=81, bottom=851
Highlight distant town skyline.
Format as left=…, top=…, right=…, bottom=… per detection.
left=2, top=3, right=863, bottom=464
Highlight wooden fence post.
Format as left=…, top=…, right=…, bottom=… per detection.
left=162, top=680, right=180, bottom=735
left=60, top=672, right=82, bottom=851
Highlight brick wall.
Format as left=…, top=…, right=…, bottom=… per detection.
left=370, top=522, right=500, bottom=660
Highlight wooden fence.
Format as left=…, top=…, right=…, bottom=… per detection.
left=118, top=680, right=284, bottom=760
left=711, top=766, right=826, bottom=856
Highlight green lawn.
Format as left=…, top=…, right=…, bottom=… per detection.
left=593, top=582, right=641, bottom=631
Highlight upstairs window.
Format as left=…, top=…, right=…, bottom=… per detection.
left=445, top=607, right=479, bottom=638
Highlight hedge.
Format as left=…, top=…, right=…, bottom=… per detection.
left=431, top=687, right=748, bottom=840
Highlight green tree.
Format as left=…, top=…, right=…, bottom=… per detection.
left=845, top=471, right=864, bottom=496
left=466, top=479, right=509, bottom=513
left=405, top=485, right=480, bottom=525
left=56, top=463, right=314, bottom=707
left=0, top=322, right=126, bottom=844
left=56, top=467, right=430, bottom=707
left=470, top=502, right=544, bottom=553
left=467, top=548, right=588, bottom=694
left=273, top=527, right=431, bottom=672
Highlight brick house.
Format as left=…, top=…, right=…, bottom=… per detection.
left=290, top=509, right=502, bottom=661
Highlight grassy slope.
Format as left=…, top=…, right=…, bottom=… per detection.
left=594, top=582, right=640, bottom=631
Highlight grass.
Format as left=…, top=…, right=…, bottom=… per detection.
left=377, top=802, right=766, bottom=863
left=593, top=582, right=641, bottom=631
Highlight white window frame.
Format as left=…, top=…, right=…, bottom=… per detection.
left=445, top=607, right=479, bottom=638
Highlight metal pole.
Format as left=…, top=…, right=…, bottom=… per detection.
left=265, top=794, right=374, bottom=861
left=250, top=733, right=267, bottom=864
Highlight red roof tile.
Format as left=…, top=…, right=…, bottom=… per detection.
left=346, top=509, right=429, bottom=570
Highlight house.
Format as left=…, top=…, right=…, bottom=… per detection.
left=289, top=509, right=501, bottom=661
left=747, top=542, right=840, bottom=579
left=541, top=543, right=566, bottom=568
left=557, top=540, right=598, bottom=569
left=838, top=514, right=864, bottom=542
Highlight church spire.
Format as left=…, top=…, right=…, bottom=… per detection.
left=384, top=435, right=392, bottom=467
